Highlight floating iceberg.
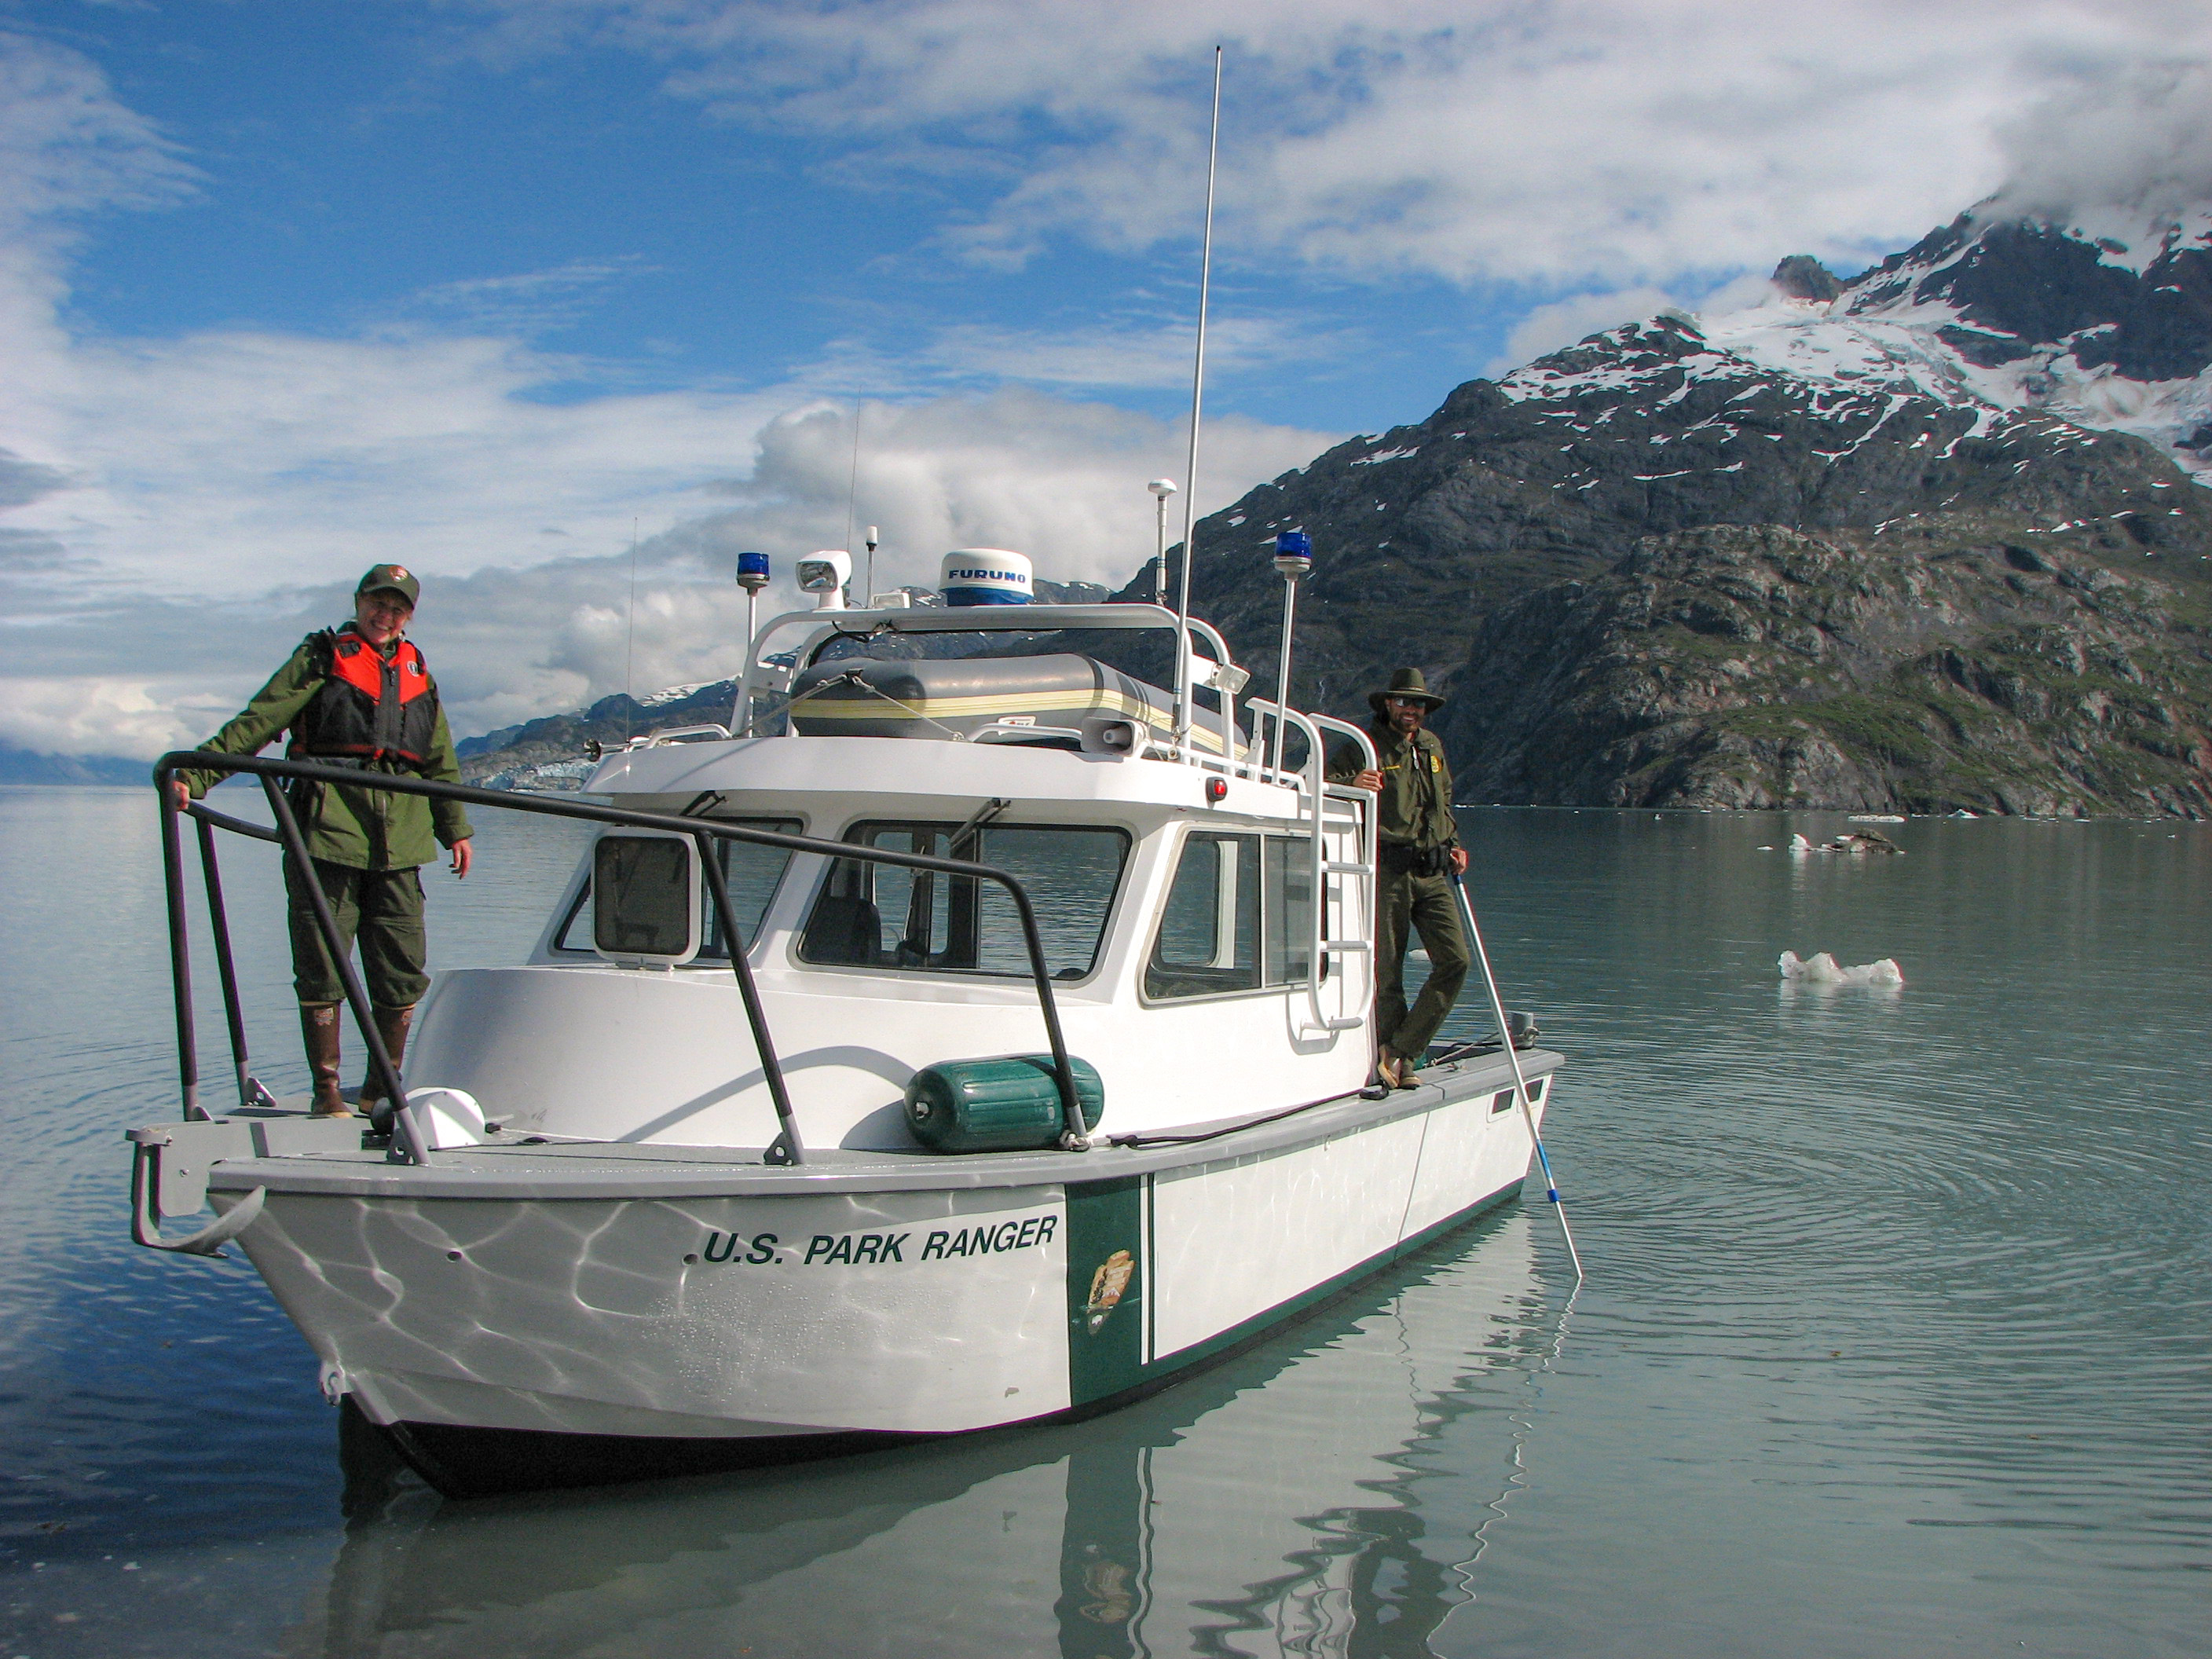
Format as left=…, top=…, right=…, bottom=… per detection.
left=1778, top=950, right=1906, bottom=987
left=1788, top=830, right=1903, bottom=855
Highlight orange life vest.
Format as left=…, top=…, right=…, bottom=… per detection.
left=288, top=628, right=440, bottom=767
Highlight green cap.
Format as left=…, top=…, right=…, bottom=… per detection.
left=356, top=563, right=420, bottom=606
left=1368, top=666, right=1445, bottom=713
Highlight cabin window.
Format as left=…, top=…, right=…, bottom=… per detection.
left=798, top=821, right=1129, bottom=980
left=1144, top=831, right=1317, bottom=1001
left=698, top=822, right=804, bottom=959
left=557, top=820, right=799, bottom=957
left=592, top=836, right=697, bottom=960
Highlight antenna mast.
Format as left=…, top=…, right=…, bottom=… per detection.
left=1174, top=45, right=1223, bottom=739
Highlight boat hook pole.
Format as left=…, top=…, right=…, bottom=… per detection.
left=1451, top=870, right=1584, bottom=1281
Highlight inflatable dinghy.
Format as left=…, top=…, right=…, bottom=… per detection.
left=789, top=652, right=1243, bottom=756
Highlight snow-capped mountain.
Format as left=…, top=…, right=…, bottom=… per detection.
left=1152, top=202, right=2212, bottom=815
left=1716, top=204, right=2212, bottom=474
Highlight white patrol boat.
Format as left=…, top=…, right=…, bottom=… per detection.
left=130, top=556, right=1564, bottom=1498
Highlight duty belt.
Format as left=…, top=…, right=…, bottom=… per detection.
left=1378, top=842, right=1452, bottom=878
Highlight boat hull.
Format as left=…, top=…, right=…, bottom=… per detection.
left=218, top=1054, right=1557, bottom=1496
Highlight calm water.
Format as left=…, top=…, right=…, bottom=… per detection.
left=2, top=786, right=2208, bottom=1657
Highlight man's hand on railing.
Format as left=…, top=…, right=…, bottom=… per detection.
left=449, top=838, right=474, bottom=879
left=169, top=778, right=191, bottom=811
left=1351, top=768, right=1383, bottom=792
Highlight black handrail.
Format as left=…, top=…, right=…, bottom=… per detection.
left=155, top=751, right=1091, bottom=1163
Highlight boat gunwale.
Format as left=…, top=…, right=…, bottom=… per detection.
left=199, top=1048, right=1560, bottom=1202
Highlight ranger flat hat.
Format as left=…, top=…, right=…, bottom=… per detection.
left=355, top=563, right=420, bottom=606
left=1368, top=666, right=1445, bottom=713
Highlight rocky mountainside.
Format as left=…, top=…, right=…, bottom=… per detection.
left=1437, top=522, right=2210, bottom=815
left=1144, top=202, right=2212, bottom=815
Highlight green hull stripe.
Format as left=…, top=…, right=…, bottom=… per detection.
left=1064, top=1175, right=1146, bottom=1406
left=1062, top=1173, right=1525, bottom=1405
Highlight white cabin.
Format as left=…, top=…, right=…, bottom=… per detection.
left=408, top=603, right=1380, bottom=1151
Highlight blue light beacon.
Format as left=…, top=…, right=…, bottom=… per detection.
left=1273, top=530, right=1313, bottom=579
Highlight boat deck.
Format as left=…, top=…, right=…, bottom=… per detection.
left=195, top=1046, right=1560, bottom=1200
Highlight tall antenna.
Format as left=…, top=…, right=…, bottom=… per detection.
left=624, top=516, right=639, bottom=742
left=1174, top=44, right=1223, bottom=739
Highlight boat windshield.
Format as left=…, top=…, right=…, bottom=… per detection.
left=799, top=821, right=1129, bottom=980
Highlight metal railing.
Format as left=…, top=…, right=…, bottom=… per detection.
left=154, top=752, right=1093, bottom=1167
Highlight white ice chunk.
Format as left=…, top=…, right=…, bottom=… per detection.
left=1778, top=950, right=1906, bottom=987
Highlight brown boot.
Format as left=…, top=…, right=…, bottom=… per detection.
left=301, top=1003, right=351, bottom=1118
left=355, top=1004, right=415, bottom=1108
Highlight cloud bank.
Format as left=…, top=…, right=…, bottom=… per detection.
left=0, top=30, right=1326, bottom=757
left=475, top=0, right=2212, bottom=287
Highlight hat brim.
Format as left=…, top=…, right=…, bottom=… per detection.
left=1369, top=690, right=1445, bottom=712
left=357, top=584, right=417, bottom=603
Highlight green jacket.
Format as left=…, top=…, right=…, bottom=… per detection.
left=1331, top=721, right=1459, bottom=851
left=178, top=632, right=473, bottom=870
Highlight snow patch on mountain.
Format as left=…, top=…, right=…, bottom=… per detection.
left=1513, top=203, right=2212, bottom=483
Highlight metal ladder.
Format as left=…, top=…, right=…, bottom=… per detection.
left=1267, top=707, right=1378, bottom=1037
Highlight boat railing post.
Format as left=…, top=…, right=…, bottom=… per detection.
left=258, top=775, right=432, bottom=1166
left=194, top=814, right=269, bottom=1110
left=990, top=873, right=1086, bottom=1149
left=156, top=764, right=208, bottom=1122
left=693, top=830, right=805, bottom=1166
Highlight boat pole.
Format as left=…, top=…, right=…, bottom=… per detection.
left=1451, top=870, right=1583, bottom=1280
left=733, top=552, right=770, bottom=732
left=1269, top=532, right=1311, bottom=779
left=1148, top=478, right=1176, bottom=605
left=1172, top=45, right=1222, bottom=744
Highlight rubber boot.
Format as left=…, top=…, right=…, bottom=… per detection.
left=302, top=1002, right=351, bottom=1118
left=354, top=1004, right=415, bottom=1109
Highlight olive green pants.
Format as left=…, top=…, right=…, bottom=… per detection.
left=284, top=857, right=429, bottom=1009
left=1375, top=869, right=1470, bottom=1063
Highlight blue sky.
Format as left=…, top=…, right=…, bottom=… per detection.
left=1, top=0, right=2199, bottom=753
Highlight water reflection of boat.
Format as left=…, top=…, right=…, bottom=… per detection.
left=288, top=1210, right=1548, bottom=1658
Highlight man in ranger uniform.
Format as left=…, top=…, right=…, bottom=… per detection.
left=171, top=565, right=474, bottom=1115
left=1332, top=668, right=1469, bottom=1089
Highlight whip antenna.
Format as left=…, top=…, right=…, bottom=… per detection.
left=1174, top=44, right=1222, bottom=738
left=624, top=517, right=639, bottom=743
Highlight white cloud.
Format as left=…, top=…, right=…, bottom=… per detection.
left=1983, top=56, right=2212, bottom=229
left=0, top=36, right=1331, bottom=757
left=472, top=0, right=2212, bottom=287
left=1485, top=287, right=1679, bottom=375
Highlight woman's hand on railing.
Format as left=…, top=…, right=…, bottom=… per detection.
left=168, top=778, right=191, bottom=811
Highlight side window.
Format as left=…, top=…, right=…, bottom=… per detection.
left=1144, top=833, right=1259, bottom=999
left=1264, top=836, right=1314, bottom=986
left=800, top=822, right=1129, bottom=980
left=1146, top=832, right=1317, bottom=1002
